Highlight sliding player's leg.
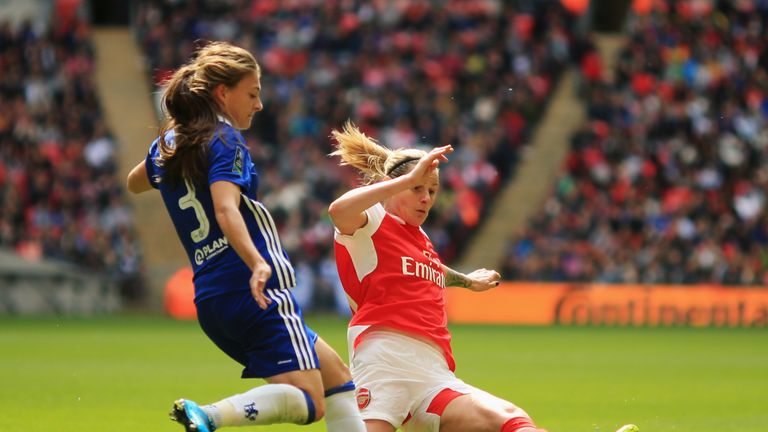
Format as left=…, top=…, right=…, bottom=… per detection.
left=432, top=386, right=537, bottom=432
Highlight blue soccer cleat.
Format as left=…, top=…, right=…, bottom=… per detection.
left=169, top=399, right=216, bottom=432
left=615, top=425, right=639, bottom=432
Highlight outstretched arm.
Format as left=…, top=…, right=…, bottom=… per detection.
left=126, top=160, right=153, bottom=194
left=442, top=265, right=501, bottom=292
left=328, top=145, right=453, bottom=235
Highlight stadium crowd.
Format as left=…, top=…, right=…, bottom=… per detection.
left=134, top=0, right=576, bottom=309
left=503, top=1, right=768, bottom=286
left=0, top=15, right=145, bottom=301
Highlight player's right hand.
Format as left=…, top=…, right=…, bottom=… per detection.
left=250, top=260, right=273, bottom=309
left=406, top=145, right=453, bottom=185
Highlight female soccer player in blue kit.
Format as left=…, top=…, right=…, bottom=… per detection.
left=126, top=41, right=364, bottom=432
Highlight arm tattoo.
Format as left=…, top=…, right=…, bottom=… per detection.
left=443, top=265, right=472, bottom=288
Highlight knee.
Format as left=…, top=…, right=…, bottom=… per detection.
left=503, top=405, right=529, bottom=419
left=481, top=407, right=534, bottom=432
left=336, top=363, right=353, bottom=383
left=322, top=354, right=354, bottom=385
left=468, top=406, right=511, bottom=432
left=329, top=351, right=353, bottom=375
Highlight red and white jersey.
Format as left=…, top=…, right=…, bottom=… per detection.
left=334, top=203, right=455, bottom=371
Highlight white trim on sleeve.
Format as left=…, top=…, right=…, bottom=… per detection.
left=333, top=203, right=386, bottom=282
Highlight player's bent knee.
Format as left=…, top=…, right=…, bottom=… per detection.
left=503, top=405, right=529, bottom=419
left=321, top=357, right=354, bottom=387
left=316, top=340, right=354, bottom=385
left=335, top=364, right=353, bottom=383
left=447, top=405, right=509, bottom=432
left=325, top=353, right=351, bottom=374
left=480, top=407, right=534, bottom=432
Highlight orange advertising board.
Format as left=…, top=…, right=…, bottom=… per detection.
left=446, top=283, right=768, bottom=327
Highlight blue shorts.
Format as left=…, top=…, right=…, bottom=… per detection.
left=195, top=287, right=319, bottom=378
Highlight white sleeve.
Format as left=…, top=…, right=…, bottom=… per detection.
left=333, top=203, right=386, bottom=281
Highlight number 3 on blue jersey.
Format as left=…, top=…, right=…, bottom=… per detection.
left=179, top=179, right=210, bottom=243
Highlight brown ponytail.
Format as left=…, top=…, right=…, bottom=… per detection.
left=155, top=42, right=259, bottom=188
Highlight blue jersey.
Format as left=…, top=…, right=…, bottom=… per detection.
left=146, top=121, right=296, bottom=302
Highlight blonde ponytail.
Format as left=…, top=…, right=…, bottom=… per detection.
left=330, top=121, right=425, bottom=184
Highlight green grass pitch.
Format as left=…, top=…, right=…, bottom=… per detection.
left=1, top=315, right=766, bottom=431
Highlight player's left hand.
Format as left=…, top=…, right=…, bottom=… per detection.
left=465, top=268, right=501, bottom=292
left=249, top=259, right=273, bottom=309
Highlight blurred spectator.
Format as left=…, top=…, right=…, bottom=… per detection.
left=0, top=16, right=146, bottom=303
left=503, top=0, right=768, bottom=286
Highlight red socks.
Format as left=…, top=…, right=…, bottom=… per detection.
left=501, top=416, right=538, bottom=432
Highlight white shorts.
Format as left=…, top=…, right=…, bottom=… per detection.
left=350, top=331, right=480, bottom=432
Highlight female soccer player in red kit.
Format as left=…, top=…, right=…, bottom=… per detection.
left=327, top=122, right=639, bottom=432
